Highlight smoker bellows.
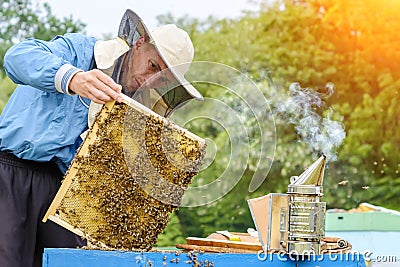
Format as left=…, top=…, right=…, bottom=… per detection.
left=43, top=100, right=206, bottom=250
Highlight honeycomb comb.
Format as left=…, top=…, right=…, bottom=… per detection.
left=43, top=98, right=206, bottom=250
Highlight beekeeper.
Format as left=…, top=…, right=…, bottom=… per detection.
left=0, top=9, right=202, bottom=267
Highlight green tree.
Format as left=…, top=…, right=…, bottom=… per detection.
left=0, top=0, right=85, bottom=77
left=328, top=79, right=400, bottom=210
left=155, top=212, right=186, bottom=247
left=0, top=76, right=16, bottom=111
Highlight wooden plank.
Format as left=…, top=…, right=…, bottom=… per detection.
left=206, top=232, right=260, bottom=243
left=176, top=243, right=259, bottom=254
left=48, top=215, right=85, bottom=237
left=185, top=237, right=263, bottom=251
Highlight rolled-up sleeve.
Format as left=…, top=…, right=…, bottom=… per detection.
left=4, top=33, right=97, bottom=94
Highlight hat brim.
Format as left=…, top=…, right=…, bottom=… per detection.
left=118, top=9, right=203, bottom=101
left=147, top=34, right=203, bottom=100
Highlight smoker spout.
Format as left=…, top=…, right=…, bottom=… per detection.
left=292, top=155, right=326, bottom=186
left=288, top=155, right=326, bottom=195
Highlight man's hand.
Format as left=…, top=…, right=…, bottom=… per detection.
left=69, top=69, right=122, bottom=104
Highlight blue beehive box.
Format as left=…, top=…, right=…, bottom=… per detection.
left=42, top=248, right=366, bottom=267
left=326, top=207, right=400, bottom=263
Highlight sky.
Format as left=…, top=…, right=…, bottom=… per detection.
left=38, top=0, right=263, bottom=38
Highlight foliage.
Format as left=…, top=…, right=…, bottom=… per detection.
left=328, top=82, right=400, bottom=210
left=155, top=212, right=186, bottom=247
left=0, top=0, right=85, bottom=76
left=0, top=76, right=16, bottom=111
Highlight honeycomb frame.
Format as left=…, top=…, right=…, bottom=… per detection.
left=43, top=99, right=206, bottom=250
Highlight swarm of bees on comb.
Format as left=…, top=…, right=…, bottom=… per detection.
left=44, top=101, right=206, bottom=250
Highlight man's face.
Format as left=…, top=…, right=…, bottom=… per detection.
left=120, top=36, right=175, bottom=96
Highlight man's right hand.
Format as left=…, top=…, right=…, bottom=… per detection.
left=69, top=69, right=122, bottom=104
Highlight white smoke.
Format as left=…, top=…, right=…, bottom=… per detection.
left=274, top=82, right=346, bottom=161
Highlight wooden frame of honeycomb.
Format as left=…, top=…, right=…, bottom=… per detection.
left=43, top=98, right=206, bottom=250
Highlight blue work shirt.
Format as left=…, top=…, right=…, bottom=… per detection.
left=0, top=33, right=97, bottom=173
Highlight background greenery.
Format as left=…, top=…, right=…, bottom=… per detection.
left=1, top=0, right=399, bottom=247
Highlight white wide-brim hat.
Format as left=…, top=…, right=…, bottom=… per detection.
left=118, top=9, right=203, bottom=107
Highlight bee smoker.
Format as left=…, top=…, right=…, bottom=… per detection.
left=248, top=155, right=327, bottom=254
left=286, top=155, right=326, bottom=254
